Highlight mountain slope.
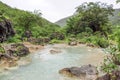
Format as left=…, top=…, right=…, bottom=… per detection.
left=55, top=16, right=70, bottom=27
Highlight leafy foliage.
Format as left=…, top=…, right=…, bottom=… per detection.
left=101, top=46, right=119, bottom=73
left=66, top=2, right=114, bottom=35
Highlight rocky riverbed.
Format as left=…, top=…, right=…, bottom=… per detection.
left=0, top=43, right=106, bottom=80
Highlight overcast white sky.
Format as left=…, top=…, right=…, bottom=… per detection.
left=1, top=0, right=120, bottom=22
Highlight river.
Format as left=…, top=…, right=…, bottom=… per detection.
left=0, top=44, right=105, bottom=80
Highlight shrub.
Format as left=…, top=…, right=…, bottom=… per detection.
left=97, top=38, right=109, bottom=48
left=101, top=46, right=119, bottom=73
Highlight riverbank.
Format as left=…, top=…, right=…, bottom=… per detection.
left=0, top=42, right=106, bottom=74
left=0, top=42, right=44, bottom=72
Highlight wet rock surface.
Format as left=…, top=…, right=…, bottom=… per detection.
left=0, top=43, right=30, bottom=68
left=59, top=64, right=98, bottom=80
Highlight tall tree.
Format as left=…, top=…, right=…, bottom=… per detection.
left=66, top=2, right=114, bottom=35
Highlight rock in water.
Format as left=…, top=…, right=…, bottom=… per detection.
left=0, top=19, right=15, bottom=42
left=50, top=49, right=62, bottom=54
left=59, top=64, right=98, bottom=80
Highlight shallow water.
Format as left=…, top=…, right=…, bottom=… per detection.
left=0, top=44, right=104, bottom=80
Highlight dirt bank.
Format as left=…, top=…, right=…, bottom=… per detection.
left=23, top=42, right=44, bottom=53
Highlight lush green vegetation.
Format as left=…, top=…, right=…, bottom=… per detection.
left=0, top=1, right=60, bottom=43
left=62, top=2, right=114, bottom=48
left=0, top=1, right=117, bottom=48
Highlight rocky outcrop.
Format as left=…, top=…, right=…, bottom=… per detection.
left=0, top=19, right=15, bottom=42
left=0, top=43, right=30, bottom=68
left=97, top=70, right=120, bottom=80
left=0, top=43, right=30, bottom=60
left=59, top=64, right=98, bottom=80
left=6, top=43, right=30, bottom=57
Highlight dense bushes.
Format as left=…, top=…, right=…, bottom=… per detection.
left=75, top=32, right=109, bottom=48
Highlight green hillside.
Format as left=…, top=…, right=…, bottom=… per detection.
left=55, top=9, right=120, bottom=27
left=0, top=1, right=60, bottom=42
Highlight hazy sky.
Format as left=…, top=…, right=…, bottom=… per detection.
left=1, top=0, right=120, bottom=22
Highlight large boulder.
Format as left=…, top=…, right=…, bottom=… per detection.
left=0, top=19, right=15, bottom=42
left=59, top=64, right=98, bottom=80
left=0, top=43, right=30, bottom=68
left=0, top=43, right=30, bottom=60
left=7, top=43, right=30, bottom=57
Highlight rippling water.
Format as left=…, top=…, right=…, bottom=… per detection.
left=0, top=44, right=104, bottom=80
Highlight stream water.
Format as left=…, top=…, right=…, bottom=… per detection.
left=0, top=44, right=104, bottom=80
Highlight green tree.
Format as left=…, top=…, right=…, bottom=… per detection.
left=66, top=2, right=114, bottom=35
left=17, top=12, right=38, bottom=31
